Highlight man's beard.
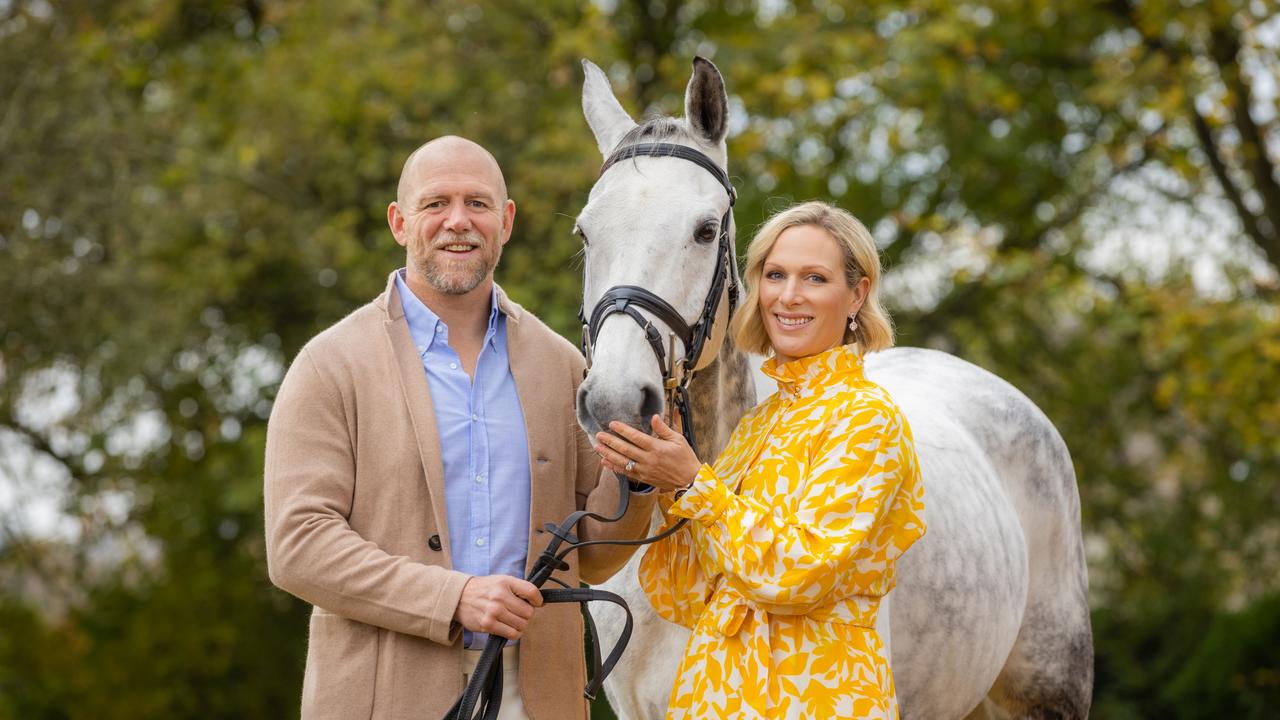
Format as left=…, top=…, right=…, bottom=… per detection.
left=412, top=230, right=500, bottom=296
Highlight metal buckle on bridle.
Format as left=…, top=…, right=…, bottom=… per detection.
left=663, top=333, right=686, bottom=426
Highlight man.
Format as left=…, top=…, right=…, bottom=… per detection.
left=264, top=136, right=656, bottom=720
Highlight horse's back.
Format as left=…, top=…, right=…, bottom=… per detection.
left=867, top=347, right=1092, bottom=719
left=866, top=347, right=1081, bottom=529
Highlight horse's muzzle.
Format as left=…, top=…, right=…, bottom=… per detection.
left=577, top=378, right=664, bottom=436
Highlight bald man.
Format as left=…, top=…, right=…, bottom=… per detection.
left=264, top=136, right=656, bottom=720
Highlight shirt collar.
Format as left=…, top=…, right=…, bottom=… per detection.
left=761, top=343, right=865, bottom=394
left=394, top=269, right=504, bottom=356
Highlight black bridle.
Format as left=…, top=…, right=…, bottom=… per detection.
left=444, top=142, right=738, bottom=720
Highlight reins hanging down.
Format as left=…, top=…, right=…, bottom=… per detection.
left=444, top=142, right=737, bottom=720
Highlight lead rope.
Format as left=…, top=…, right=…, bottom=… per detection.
left=442, top=401, right=697, bottom=720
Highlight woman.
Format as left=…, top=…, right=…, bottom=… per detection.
left=594, top=201, right=927, bottom=719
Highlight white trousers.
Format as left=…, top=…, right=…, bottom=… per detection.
left=460, top=645, right=528, bottom=720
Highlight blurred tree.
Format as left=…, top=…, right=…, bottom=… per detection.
left=1, top=0, right=1277, bottom=718
left=0, top=0, right=615, bottom=715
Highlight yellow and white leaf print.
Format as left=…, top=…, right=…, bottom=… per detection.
left=639, top=344, right=926, bottom=719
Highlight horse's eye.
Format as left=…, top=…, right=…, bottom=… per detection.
left=694, top=221, right=717, bottom=244
left=573, top=224, right=589, bottom=246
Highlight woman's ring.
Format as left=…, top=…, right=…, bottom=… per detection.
left=624, top=459, right=636, bottom=473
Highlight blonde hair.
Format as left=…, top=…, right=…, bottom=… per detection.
left=731, top=201, right=895, bottom=355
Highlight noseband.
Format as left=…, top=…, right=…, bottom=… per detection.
left=579, top=142, right=740, bottom=448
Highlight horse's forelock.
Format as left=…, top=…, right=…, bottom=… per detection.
left=614, top=116, right=694, bottom=150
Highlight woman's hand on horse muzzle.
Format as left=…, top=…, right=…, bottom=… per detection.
left=595, top=415, right=701, bottom=493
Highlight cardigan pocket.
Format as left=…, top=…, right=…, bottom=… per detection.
left=301, top=611, right=380, bottom=720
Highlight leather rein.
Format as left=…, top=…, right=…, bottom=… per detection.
left=444, top=142, right=738, bottom=720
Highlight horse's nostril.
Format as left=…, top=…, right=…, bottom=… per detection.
left=639, top=385, right=663, bottom=424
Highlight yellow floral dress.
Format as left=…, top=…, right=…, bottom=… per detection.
left=638, top=344, right=926, bottom=719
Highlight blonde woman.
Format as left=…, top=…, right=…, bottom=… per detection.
left=594, top=201, right=927, bottom=719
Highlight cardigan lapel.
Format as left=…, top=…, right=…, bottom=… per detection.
left=499, top=288, right=564, bottom=576
left=379, top=275, right=454, bottom=563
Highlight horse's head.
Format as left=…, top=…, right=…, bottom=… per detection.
left=574, top=57, right=737, bottom=438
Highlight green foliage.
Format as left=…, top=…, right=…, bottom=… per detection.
left=1, top=0, right=1277, bottom=718
left=945, top=267, right=1280, bottom=717
left=1164, top=593, right=1280, bottom=718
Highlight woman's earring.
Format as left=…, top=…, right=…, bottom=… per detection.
left=848, top=316, right=858, bottom=331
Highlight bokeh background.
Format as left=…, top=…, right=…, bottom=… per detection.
left=2, top=1, right=1278, bottom=717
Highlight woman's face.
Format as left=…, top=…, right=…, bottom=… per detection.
left=758, top=224, right=869, bottom=366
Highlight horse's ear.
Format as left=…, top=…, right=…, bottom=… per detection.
left=582, top=59, right=637, bottom=157
left=684, top=56, right=728, bottom=145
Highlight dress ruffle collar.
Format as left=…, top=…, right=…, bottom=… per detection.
left=761, top=344, right=865, bottom=394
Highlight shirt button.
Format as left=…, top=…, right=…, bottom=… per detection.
left=435, top=326, right=443, bottom=333
left=471, top=413, right=479, bottom=421
left=475, top=474, right=485, bottom=484
left=449, top=362, right=458, bottom=370
left=475, top=537, right=486, bottom=547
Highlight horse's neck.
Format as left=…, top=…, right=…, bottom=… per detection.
left=686, top=340, right=756, bottom=462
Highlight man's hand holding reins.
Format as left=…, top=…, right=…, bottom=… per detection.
left=454, top=575, right=543, bottom=641
left=595, top=414, right=701, bottom=493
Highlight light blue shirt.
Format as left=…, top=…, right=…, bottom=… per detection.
left=395, top=270, right=531, bottom=647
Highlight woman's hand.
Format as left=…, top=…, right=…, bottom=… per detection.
left=595, top=414, right=702, bottom=493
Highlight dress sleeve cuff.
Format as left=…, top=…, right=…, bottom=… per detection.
left=668, top=465, right=731, bottom=525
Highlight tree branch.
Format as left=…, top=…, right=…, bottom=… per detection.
left=1190, top=105, right=1273, bottom=262
left=1002, top=124, right=1156, bottom=254
left=0, top=408, right=89, bottom=483
left=1210, top=26, right=1280, bottom=262
left=1110, top=0, right=1280, bottom=269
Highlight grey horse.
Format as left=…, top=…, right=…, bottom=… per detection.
left=574, top=57, right=1093, bottom=719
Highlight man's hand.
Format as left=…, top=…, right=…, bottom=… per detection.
left=453, top=575, right=544, bottom=640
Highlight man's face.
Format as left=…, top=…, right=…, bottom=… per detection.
left=390, top=144, right=515, bottom=296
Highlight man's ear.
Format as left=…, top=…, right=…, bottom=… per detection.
left=388, top=202, right=408, bottom=247
left=500, top=199, right=516, bottom=246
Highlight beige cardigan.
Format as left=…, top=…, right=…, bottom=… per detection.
left=264, top=274, right=656, bottom=720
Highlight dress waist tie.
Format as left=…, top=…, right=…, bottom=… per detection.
left=705, top=588, right=882, bottom=638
